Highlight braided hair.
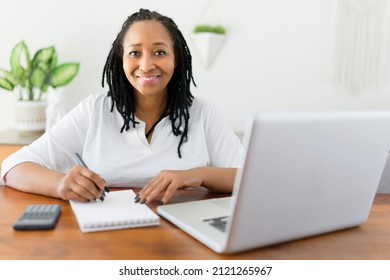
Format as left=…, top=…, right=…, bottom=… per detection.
left=102, top=8, right=196, bottom=158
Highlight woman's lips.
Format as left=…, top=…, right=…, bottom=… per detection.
left=137, top=75, right=160, bottom=85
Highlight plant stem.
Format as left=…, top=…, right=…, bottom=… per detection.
left=18, top=87, right=23, bottom=101
left=29, top=87, right=33, bottom=101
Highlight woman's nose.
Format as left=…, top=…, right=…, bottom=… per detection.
left=139, top=55, right=156, bottom=72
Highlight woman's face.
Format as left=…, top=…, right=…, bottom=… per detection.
left=122, top=20, right=176, bottom=99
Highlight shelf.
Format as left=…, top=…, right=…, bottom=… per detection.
left=0, top=129, right=43, bottom=146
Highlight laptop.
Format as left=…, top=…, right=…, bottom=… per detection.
left=157, top=111, right=390, bottom=254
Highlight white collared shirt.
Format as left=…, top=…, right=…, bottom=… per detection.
left=1, top=94, right=244, bottom=187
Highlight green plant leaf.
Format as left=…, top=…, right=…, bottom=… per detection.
left=32, top=46, right=55, bottom=68
left=0, top=69, right=18, bottom=87
left=51, top=63, right=79, bottom=87
left=50, top=51, right=58, bottom=70
left=42, top=84, right=49, bottom=93
left=0, top=77, right=14, bottom=90
left=15, top=67, right=27, bottom=87
left=30, top=67, right=46, bottom=89
left=10, top=41, right=26, bottom=73
left=24, top=44, right=31, bottom=71
left=36, top=61, right=51, bottom=74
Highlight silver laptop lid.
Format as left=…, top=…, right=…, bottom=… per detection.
left=225, top=110, right=390, bottom=253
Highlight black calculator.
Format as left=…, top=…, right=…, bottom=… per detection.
left=13, top=204, right=61, bottom=230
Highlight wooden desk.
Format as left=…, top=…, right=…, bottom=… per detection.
left=0, top=145, right=22, bottom=175
left=2, top=146, right=390, bottom=260
left=1, top=185, right=390, bottom=260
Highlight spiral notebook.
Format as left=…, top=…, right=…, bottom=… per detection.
left=70, top=189, right=159, bottom=232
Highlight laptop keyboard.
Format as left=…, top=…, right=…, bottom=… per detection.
left=203, top=216, right=229, bottom=233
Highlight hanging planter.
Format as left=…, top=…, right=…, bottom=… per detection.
left=191, top=24, right=226, bottom=69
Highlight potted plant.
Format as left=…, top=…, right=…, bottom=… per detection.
left=191, top=24, right=226, bottom=68
left=0, top=41, right=79, bottom=132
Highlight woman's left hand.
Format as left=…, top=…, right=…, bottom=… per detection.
left=136, top=169, right=203, bottom=205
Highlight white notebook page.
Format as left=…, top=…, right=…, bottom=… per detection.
left=70, top=189, right=159, bottom=232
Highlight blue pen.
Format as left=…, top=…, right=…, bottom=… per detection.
left=73, top=153, right=110, bottom=201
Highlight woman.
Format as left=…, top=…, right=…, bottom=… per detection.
left=0, top=9, right=243, bottom=205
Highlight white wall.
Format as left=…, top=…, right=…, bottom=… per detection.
left=1, top=0, right=390, bottom=133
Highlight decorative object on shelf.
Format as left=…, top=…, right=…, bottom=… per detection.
left=0, top=41, right=79, bottom=131
left=191, top=2, right=227, bottom=69
left=332, top=0, right=390, bottom=94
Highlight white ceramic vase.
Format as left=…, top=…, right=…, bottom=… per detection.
left=14, top=100, right=47, bottom=132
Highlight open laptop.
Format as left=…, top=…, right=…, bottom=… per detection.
left=157, top=111, right=390, bottom=254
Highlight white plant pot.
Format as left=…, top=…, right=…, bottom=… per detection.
left=191, top=33, right=226, bottom=68
left=14, top=100, right=47, bottom=132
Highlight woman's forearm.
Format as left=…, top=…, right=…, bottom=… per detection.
left=4, top=163, right=238, bottom=202
left=195, top=167, right=238, bottom=193
left=4, top=162, right=64, bottom=198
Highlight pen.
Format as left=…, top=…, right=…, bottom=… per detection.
left=73, top=153, right=110, bottom=201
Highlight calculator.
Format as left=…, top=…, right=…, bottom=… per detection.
left=13, top=204, right=61, bottom=230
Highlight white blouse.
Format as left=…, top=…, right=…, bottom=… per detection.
left=1, top=93, right=244, bottom=187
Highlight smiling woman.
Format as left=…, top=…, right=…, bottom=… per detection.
left=1, top=8, right=243, bottom=207
left=103, top=9, right=196, bottom=155
left=122, top=20, right=176, bottom=112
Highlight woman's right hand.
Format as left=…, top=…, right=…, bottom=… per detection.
left=56, top=165, right=106, bottom=202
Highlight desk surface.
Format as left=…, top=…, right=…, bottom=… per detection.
left=1, top=186, right=390, bottom=260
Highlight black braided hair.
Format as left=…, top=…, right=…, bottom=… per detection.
left=102, top=8, right=196, bottom=158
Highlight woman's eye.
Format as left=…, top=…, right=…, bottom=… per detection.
left=129, top=51, right=139, bottom=57
left=155, top=50, right=166, bottom=56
